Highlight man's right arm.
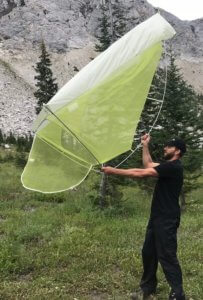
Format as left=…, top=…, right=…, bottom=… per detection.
left=141, top=134, right=159, bottom=168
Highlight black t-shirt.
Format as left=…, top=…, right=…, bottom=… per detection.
left=151, top=159, right=183, bottom=218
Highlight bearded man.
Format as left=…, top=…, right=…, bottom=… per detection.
left=102, top=134, right=186, bottom=300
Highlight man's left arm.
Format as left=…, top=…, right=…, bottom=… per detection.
left=102, top=166, right=158, bottom=178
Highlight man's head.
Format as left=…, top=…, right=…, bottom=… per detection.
left=164, top=138, right=186, bottom=160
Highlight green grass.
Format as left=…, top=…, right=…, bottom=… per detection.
left=0, top=156, right=202, bottom=299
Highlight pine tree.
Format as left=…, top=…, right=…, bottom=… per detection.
left=20, top=0, right=26, bottom=6
left=95, top=4, right=111, bottom=52
left=95, top=0, right=128, bottom=53
left=0, top=129, right=4, bottom=144
left=104, top=65, right=167, bottom=200
left=137, top=67, right=166, bottom=138
left=34, top=41, right=58, bottom=114
left=94, top=1, right=129, bottom=207
left=111, top=0, right=128, bottom=42
left=6, top=131, right=16, bottom=144
left=16, top=135, right=33, bottom=152
left=137, top=52, right=203, bottom=206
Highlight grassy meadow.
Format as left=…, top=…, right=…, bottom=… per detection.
left=0, top=148, right=202, bottom=299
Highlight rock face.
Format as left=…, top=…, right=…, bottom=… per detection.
left=0, top=0, right=202, bottom=136
left=0, top=57, right=36, bottom=136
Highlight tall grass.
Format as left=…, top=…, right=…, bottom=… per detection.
left=0, top=157, right=202, bottom=299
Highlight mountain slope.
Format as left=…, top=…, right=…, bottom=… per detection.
left=0, top=0, right=202, bottom=136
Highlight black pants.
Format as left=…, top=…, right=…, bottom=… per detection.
left=140, top=216, right=184, bottom=296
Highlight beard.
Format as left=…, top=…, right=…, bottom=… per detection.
left=164, top=152, right=175, bottom=160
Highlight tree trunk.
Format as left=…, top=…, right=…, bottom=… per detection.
left=180, top=190, right=186, bottom=211
left=99, top=167, right=108, bottom=209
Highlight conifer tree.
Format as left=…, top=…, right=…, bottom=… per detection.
left=136, top=52, right=203, bottom=206
left=94, top=1, right=129, bottom=208
left=95, top=0, right=128, bottom=53
left=104, top=65, right=166, bottom=198
left=0, top=129, right=4, bottom=144
left=137, top=67, right=166, bottom=138
left=20, top=0, right=26, bottom=6
left=6, top=131, right=16, bottom=144
left=111, top=0, right=128, bottom=42
left=34, top=41, right=58, bottom=114
left=16, top=135, right=33, bottom=152
left=95, top=4, right=111, bottom=52
left=107, top=52, right=203, bottom=207
left=94, top=12, right=202, bottom=208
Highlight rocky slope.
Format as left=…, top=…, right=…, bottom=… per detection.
left=0, top=0, right=202, bottom=136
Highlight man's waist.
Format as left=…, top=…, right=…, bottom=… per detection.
left=150, top=208, right=181, bottom=218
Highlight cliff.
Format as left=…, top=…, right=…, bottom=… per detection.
left=0, top=0, right=202, bottom=135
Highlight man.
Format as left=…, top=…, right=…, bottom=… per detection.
left=102, top=134, right=186, bottom=300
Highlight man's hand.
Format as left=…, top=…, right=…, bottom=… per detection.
left=101, top=166, right=115, bottom=174
left=141, top=134, right=150, bottom=146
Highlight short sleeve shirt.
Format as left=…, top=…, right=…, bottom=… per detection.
left=151, top=159, right=183, bottom=218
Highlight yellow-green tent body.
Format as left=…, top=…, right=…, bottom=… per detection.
left=21, top=14, right=175, bottom=193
